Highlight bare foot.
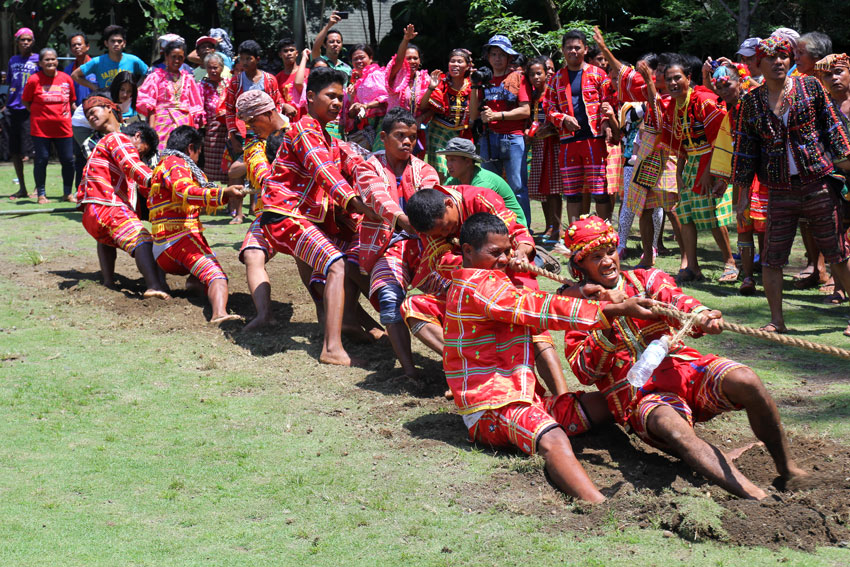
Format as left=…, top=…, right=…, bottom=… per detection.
left=444, top=389, right=454, bottom=400
left=779, top=468, right=814, bottom=491
left=844, top=323, right=850, bottom=338
left=243, top=315, right=276, bottom=332
left=367, top=327, right=387, bottom=341
left=229, top=215, right=244, bottom=225
left=210, top=313, right=242, bottom=324
left=143, top=289, right=172, bottom=300
left=724, top=441, right=763, bottom=461
left=319, top=349, right=368, bottom=367
left=342, top=324, right=377, bottom=344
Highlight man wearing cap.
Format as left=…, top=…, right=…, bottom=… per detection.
left=439, top=136, right=527, bottom=226
left=544, top=29, right=615, bottom=223
left=471, top=35, right=532, bottom=225
left=234, top=90, right=289, bottom=331
left=72, top=25, right=148, bottom=90
left=190, top=35, right=233, bottom=83
left=736, top=38, right=763, bottom=86
left=562, top=215, right=808, bottom=499
left=733, top=36, right=850, bottom=336
left=76, top=93, right=169, bottom=299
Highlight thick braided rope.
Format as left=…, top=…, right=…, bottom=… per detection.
left=515, top=259, right=572, bottom=285
left=649, top=304, right=850, bottom=361
left=512, top=258, right=850, bottom=360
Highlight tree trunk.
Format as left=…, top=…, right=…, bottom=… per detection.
left=737, top=0, right=751, bottom=45
left=542, top=0, right=561, bottom=30
left=365, top=0, right=377, bottom=51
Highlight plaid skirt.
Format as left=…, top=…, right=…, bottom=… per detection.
left=605, top=142, right=624, bottom=197
left=527, top=136, right=563, bottom=200
left=203, top=119, right=228, bottom=183
left=426, top=121, right=470, bottom=180
left=626, top=149, right=678, bottom=212
left=675, top=155, right=734, bottom=230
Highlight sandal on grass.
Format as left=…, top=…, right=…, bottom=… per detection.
left=718, top=263, right=740, bottom=283
left=739, top=276, right=756, bottom=296
left=823, top=290, right=847, bottom=305
left=759, top=322, right=787, bottom=334
left=675, top=268, right=705, bottom=285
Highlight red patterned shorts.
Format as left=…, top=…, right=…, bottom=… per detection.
left=262, top=216, right=358, bottom=278
left=239, top=215, right=277, bottom=263
left=155, top=234, right=227, bottom=287
left=558, top=138, right=608, bottom=196
left=629, top=356, right=744, bottom=448
left=81, top=203, right=151, bottom=255
left=469, top=392, right=591, bottom=455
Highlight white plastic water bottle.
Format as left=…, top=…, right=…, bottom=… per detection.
left=626, top=336, right=671, bottom=388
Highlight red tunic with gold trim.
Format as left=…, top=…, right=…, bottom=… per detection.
left=564, top=268, right=711, bottom=424
left=261, top=115, right=359, bottom=235
left=444, top=268, right=609, bottom=414
left=76, top=131, right=152, bottom=209
left=355, top=152, right=439, bottom=274
left=147, top=154, right=226, bottom=248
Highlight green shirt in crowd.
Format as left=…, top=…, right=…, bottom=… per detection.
left=446, top=166, right=528, bottom=227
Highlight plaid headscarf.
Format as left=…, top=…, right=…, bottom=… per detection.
left=815, top=53, right=850, bottom=73
left=755, top=36, right=793, bottom=64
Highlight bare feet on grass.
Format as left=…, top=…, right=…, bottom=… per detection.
left=724, top=441, right=763, bottom=462
left=319, top=347, right=367, bottom=367
left=143, top=289, right=172, bottom=300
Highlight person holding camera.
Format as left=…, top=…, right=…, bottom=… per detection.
left=470, top=35, right=532, bottom=228
left=311, top=11, right=352, bottom=83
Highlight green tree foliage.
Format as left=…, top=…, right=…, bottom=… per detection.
left=3, top=0, right=84, bottom=49
left=469, top=0, right=631, bottom=61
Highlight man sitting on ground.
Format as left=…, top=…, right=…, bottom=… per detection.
left=443, top=212, right=656, bottom=502
left=147, top=125, right=243, bottom=323
left=562, top=215, right=808, bottom=499
left=401, top=186, right=567, bottom=396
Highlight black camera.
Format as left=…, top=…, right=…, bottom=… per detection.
left=470, top=66, right=493, bottom=88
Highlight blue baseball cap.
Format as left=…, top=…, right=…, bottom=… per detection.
left=482, top=35, right=519, bottom=58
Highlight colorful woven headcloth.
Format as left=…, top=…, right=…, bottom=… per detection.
left=564, top=215, right=619, bottom=263
left=815, top=53, right=850, bottom=73
left=82, top=95, right=119, bottom=114
left=755, top=36, right=792, bottom=64
left=711, top=65, right=738, bottom=88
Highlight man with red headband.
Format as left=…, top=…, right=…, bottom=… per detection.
left=76, top=93, right=170, bottom=299
left=442, top=212, right=658, bottom=502
left=562, top=215, right=808, bottom=500
left=733, top=37, right=850, bottom=336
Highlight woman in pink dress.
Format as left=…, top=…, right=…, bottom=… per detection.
left=383, top=25, right=430, bottom=153
left=342, top=44, right=387, bottom=149
left=137, top=40, right=205, bottom=150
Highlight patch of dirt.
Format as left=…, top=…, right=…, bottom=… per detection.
left=5, top=235, right=850, bottom=553
left=455, top=425, right=850, bottom=551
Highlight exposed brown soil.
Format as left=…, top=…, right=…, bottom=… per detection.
left=5, top=239, right=850, bottom=552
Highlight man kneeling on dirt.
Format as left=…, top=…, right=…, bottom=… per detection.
left=443, top=212, right=657, bottom=503
left=562, top=215, right=808, bottom=499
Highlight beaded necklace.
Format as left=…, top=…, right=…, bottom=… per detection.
left=671, top=87, right=693, bottom=153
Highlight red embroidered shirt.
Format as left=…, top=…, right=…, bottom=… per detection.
left=355, top=152, right=439, bottom=273
left=564, top=269, right=710, bottom=424
left=76, top=131, right=152, bottom=209
left=444, top=268, right=609, bottom=414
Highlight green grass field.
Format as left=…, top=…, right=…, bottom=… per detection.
left=1, top=163, right=848, bottom=566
